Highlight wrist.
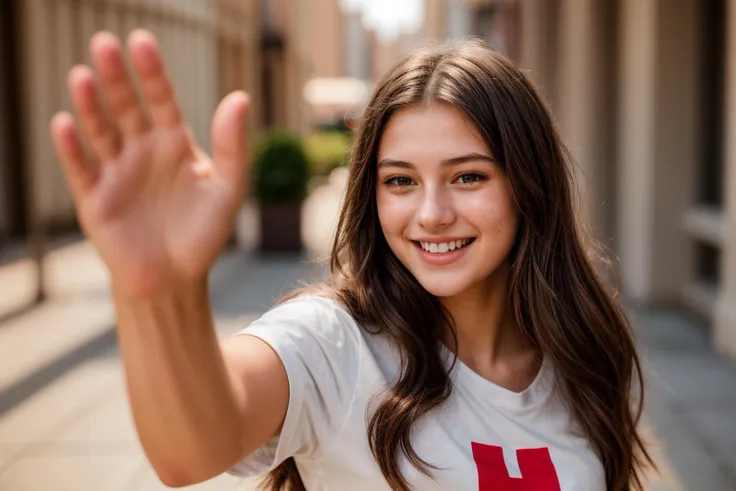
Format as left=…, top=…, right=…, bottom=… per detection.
left=112, top=270, right=210, bottom=303
left=112, top=275, right=214, bottom=343
left=112, top=274, right=211, bottom=323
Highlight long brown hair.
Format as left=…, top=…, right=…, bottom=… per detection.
left=261, top=38, right=655, bottom=491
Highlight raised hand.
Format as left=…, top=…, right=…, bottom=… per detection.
left=50, top=30, right=249, bottom=299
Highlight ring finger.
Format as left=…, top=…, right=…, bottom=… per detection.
left=68, top=65, right=119, bottom=163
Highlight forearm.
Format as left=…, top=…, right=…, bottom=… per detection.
left=113, top=279, right=245, bottom=486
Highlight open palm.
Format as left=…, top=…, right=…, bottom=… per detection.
left=50, top=30, right=249, bottom=298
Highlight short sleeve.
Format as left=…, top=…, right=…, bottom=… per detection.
left=227, top=295, right=362, bottom=478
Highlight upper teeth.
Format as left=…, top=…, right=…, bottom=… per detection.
left=420, top=239, right=472, bottom=253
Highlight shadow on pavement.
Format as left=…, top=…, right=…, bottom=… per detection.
left=0, top=251, right=328, bottom=418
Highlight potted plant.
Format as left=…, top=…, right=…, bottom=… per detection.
left=251, top=131, right=310, bottom=252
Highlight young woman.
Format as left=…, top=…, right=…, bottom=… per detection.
left=50, top=29, right=655, bottom=491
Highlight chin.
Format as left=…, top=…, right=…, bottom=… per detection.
left=413, top=274, right=476, bottom=298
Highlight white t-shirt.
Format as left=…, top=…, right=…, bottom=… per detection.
left=228, top=295, right=605, bottom=490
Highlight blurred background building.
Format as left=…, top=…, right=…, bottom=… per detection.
left=378, top=0, right=736, bottom=362
left=1, top=0, right=736, bottom=361
left=1, top=2, right=735, bottom=490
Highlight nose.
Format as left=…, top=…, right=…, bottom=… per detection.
left=417, top=184, right=456, bottom=230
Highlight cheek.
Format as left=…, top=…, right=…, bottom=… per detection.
left=494, top=206, right=520, bottom=256
left=465, top=189, right=518, bottom=241
left=376, top=191, right=410, bottom=238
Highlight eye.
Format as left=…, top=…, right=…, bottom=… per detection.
left=454, top=172, right=487, bottom=185
left=384, top=176, right=415, bottom=187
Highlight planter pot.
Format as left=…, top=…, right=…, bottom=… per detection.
left=259, top=201, right=303, bottom=252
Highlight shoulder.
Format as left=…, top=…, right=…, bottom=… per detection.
left=238, top=294, right=365, bottom=369
left=249, top=294, right=361, bottom=339
left=228, top=295, right=367, bottom=473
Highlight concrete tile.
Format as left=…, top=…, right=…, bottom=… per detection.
left=630, top=308, right=712, bottom=353
left=644, top=351, right=736, bottom=404
left=0, top=260, right=45, bottom=319
left=687, top=401, right=736, bottom=450
left=0, top=359, right=119, bottom=445
left=217, top=259, right=325, bottom=307
left=0, top=297, right=115, bottom=392
left=682, top=401, right=736, bottom=479
left=629, top=413, right=687, bottom=491
left=648, top=407, right=734, bottom=491
left=0, top=453, right=140, bottom=491
left=641, top=446, right=687, bottom=491
left=643, top=400, right=680, bottom=443
left=0, top=240, right=109, bottom=319
left=640, top=356, right=736, bottom=490
left=0, top=445, right=23, bottom=469
left=44, top=241, right=111, bottom=297
left=0, top=248, right=248, bottom=396
left=48, top=382, right=139, bottom=447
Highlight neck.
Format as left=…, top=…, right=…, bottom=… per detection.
left=441, top=263, right=534, bottom=365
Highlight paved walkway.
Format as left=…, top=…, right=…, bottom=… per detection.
left=0, top=244, right=324, bottom=491
left=633, top=307, right=736, bottom=490
left=1, top=170, right=735, bottom=490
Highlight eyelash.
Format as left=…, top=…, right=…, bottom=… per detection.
left=383, top=172, right=488, bottom=187
left=384, top=176, right=415, bottom=186
left=455, top=172, right=487, bottom=184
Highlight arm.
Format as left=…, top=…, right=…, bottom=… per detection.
left=114, top=280, right=289, bottom=487
left=49, top=29, right=288, bottom=487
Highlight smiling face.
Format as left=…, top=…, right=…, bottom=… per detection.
left=376, top=102, right=519, bottom=299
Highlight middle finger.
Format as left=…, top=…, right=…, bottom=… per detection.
left=90, top=31, right=149, bottom=139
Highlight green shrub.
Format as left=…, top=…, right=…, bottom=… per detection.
left=304, top=131, right=350, bottom=177
left=251, top=132, right=310, bottom=204
left=317, top=119, right=351, bottom=134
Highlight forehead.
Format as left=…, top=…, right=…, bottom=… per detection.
left=377, top=102, right=490, bottom=163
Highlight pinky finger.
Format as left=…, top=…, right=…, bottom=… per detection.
left=50, top=112, right=97, bottom=200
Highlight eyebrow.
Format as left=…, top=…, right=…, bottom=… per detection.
left=376, top=152, right=495, bottom=169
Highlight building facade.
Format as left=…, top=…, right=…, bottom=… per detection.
left=430, top=0, right=736, bottom=358
left=342, top=7, right=374, bottom=82
left=0, top=0, right=327, bottom=248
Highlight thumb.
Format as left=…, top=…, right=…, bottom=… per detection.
left=211, top=91, right=250, bottom=188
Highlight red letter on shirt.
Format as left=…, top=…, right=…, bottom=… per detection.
left=472, top=442, right=562, bottom=491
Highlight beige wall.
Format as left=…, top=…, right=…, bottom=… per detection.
left=216, top=0, right=262, bottom=148
left=715, top=0, right=736, bottom=357
left=0, top=30, right=11, bottom=238
left=653, top=0, right=700, bottom=307
left=518, top=0, right=548, bottom=92
left=616, top=0, right=657, bottom=299
left=616, top=0, right=699, bottom=304
left=306, top=0, right=343, bottom=78
left=372, top=36, right=401, bottom=82
left=518, top=0, right=617, bottom=244
left=517, top=0, right=736, bottom=358
left=424, top=0, right=448, bottom=42
left=343, top=9, right=374, bottom=81
left=518, top=0, right=560, bottom=114
left=267, top=0, right=311, bottom=133
left=554, top=0, right=617, bottom=245
left=14, top=0, right=261, bottom=230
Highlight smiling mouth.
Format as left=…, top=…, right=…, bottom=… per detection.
left=414, top=238, right=476, bottom=254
